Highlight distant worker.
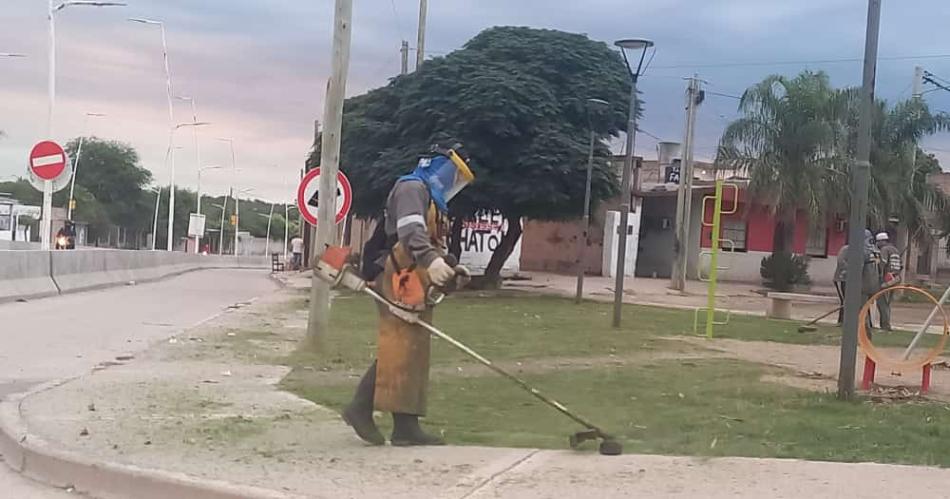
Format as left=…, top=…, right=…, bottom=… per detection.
left=875, top=232, right=901, bottom=331
left=290, top=236, right=304, bottom=270
left=833, top=243, right=848, bottom=325
left=344, top=143, right=474, bottom=446
left=838, top=230, right=877, bottom=331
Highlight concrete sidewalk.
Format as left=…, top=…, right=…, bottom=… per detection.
left=5, top=280, right=950, bottom=498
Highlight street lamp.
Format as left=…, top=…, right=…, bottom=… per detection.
left=612, top=37, right=654, bottom=328
left=257, top=206, right=276, bottom=257
left=575, top=98, right=610, bottom=304
left=42, top=0, right=125, bottom=251
left=285, top=204, right=298, bottom=261
left=194, top=164, right=222, bottom=253
left=164, top=121, right=210, bottom=250
left=67, top=111, right=106, bottom=220
left=150, top=185, right=162, bottom=250
left=216, top=137, right=238, bottom=254
left=234, top=187, right=254, bottom=256
left=175, top=96, right=204, bottom=249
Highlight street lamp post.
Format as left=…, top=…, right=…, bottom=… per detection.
left=258, top=205, right=276, bottom=257
left=612, top=38, right=654, bottom=328
left=210, top=202, right=226, bottom=254
left=164, top=122, right=210, bottom=251
left=129, top=17, right=177, bottom=249
left=150, top=186, right=161, bottom=250
left=195, top=164, right=222, bottom=253
left=175, top=95, right=204, bottom=251
left=234, top=187, right=254, bottom=256
left=43, top=0, right=124, bottom=250
left=67, top=111, right=106, bottom=220
left=216, top=138, right=238, bottom=254
left=575, top=98, right=610, bottom=304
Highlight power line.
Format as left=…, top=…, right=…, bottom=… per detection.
left=652, top=53, right=950, bottom=70
left=705, top=90, right=742, bottom=100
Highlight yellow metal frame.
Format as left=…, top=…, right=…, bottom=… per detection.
left=695, top=179, right=740, bottom=338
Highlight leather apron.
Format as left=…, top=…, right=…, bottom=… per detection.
left=373, top=243, right=434, bottom=415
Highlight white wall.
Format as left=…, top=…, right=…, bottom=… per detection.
left=459, top=210, right=521, bottom=274
left=699, top=250, right=836, bottom=287
left=602, top=200, right=643, bottom=278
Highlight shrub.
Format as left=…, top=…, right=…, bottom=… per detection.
left=760, top=252, right=811, bottom=291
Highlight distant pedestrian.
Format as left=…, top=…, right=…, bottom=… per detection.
left=291, top=236, right=304, bottom=270
left=875, top=232, right=901, bottom=331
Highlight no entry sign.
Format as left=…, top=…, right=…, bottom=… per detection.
left=29, top=140, right=68, bottom=180
left=296, top=168, right=352, bottom=226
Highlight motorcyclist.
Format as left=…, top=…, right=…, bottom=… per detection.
left=343, top=143, right=474, bottom=446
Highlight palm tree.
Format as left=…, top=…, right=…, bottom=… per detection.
left=861, top=98, right=950, bottom=267
left=717, top=71, right=849, bottom=255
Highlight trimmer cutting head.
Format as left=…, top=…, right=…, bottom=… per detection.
left=569, top=429, right=623, bottom=456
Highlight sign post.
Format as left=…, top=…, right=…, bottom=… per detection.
left=296, top=168, right=352, bottom=227
left=29, top=140, right=69, bottom=250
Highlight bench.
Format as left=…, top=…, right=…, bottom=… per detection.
left=766, top=292, right=839, bottom=320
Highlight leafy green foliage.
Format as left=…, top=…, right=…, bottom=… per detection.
left=65, top=137, right=153, bottom=230
left=760, top=252, right=812, bottom=291
left=309, top=27, right=631, bottom=221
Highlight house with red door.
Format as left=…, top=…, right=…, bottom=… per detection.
left=519, top=149, right=850, bottom=286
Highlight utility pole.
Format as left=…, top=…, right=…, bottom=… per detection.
left=400, top=40, right=409, bottom=75
left=838, top=0, right=881, bottom=401
left=671, top=75, right=702, bottom=292
left=416, top=0, right=427, bottom=70
left=307, top=0, right=353, bottom=350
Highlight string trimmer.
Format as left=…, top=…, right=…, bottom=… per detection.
left=314, top=246, right=623, bottom=456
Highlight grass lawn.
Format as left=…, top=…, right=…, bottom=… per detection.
left=279, top=292, right=950, bottom=466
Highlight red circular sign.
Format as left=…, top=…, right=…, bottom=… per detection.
left=296, top=168, right=352, bottom=226
left=29, top=140, right=68, bottom=180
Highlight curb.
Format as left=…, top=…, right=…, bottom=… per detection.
left=0, top=379, right=305, bottom=499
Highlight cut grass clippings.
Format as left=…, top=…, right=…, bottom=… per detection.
left=277, top=292, right=950, bottom=466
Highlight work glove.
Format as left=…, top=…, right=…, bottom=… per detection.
left=427, top=257, right=456, bottom=287
left=454, top=264, right=472, bottom=289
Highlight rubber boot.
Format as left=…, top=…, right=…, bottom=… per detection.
left=391, top=413, right=445, bottom=446
left=342, top=360, right=385, bottom=445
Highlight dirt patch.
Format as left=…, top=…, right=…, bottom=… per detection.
left=675, top=336, right=950, bottom=401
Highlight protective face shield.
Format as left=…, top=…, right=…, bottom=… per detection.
left=406, top=144, right=475, bottom=212
left=429, top=148, right=474, bottom=204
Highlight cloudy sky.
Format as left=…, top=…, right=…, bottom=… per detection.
left=3, top=0, right=950, bottom=204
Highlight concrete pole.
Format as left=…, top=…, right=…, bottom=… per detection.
left=671, top=75, right=701, bottom=291
left=218, top=191, right=228, bottom=255
left=575, top=128, right=596, bottom=304
left=613, top=78, right=639, bottom=328
left=42, top=0, right=55, bottom=250
left=400, top=40, right=409, bottom=75
left=838, top=0, right=881, bottom=401
left=415, top=0, right=427, bottom=70
left=307, top=0, right=353, bottom=348
left=151, top=187, right=161, bottom=250
left=265, top=202, right=275, bottom=256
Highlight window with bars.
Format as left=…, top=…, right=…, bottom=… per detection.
left=720, top=218, right=747, bottom=252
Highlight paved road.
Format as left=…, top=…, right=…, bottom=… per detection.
left=0, top=269, right=276, bottom=498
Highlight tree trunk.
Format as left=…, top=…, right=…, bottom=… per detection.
left=481, top=214, right=523, bottom=288
left=772, top=214, right=796, bottom=255
left=447, top=216, right=464, bottom=261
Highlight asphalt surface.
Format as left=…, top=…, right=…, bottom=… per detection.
left=0, top=268, right=276, bottom=498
